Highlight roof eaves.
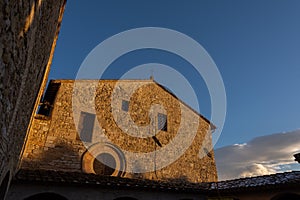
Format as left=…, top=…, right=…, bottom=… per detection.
left=153, top=81, right=216, bottom=130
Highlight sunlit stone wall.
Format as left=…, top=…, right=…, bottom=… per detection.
left=21, top=80, right=218, bottom=183
left=0, top=0, right=65, bottom=197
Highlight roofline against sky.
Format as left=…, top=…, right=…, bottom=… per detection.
left=48, top=78, right=216, bottom=131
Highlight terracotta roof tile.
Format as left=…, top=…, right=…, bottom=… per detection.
left=209, top=171, right=300, bottom=194
left=13, top=169, right=300, bottom=194
left=14, top=169, right=209, bottom=193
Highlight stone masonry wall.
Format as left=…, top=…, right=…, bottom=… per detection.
left=21, top=80, right=218, bottom=183
left=0, top=0, right=66, bottom=197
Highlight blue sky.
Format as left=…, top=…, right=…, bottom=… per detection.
left=50, top=0, right=300, bottom=157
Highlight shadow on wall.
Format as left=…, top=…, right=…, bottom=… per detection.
left=271, top=193, right=300, bottom=200
left=24, top=192, right=68, bottom=200
left=0, top=171, right=10, bottom=200
left=21, top=140, right=82, bottom=171
left=164, top=175, right=189, bottom=183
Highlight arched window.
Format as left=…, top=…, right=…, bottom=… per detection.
left=82, top=142, right=126, bottom=177
left=0, top=171, right=10, bottom=200
left=271, top=193, right=300, bottom=200
left=24, top=192, right=68, bottom=200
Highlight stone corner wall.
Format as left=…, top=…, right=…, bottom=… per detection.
left=0, top=0, right=66, bottom=198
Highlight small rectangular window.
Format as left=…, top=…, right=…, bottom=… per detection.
left=158, top=113, right=167, bottom=131
left=122, top=100, right=129, bottom=111
left=77, top=112, right=95, bottom=142
left=37, top=82, right=60, bottom=117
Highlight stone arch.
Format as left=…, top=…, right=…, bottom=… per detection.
left=0, top=171, right=10, bottom=200
left=82, top=142, right=126, bottom=176
left=271, top=193, right=300, bottom=200
left=24, top=192, right=68, bottom=200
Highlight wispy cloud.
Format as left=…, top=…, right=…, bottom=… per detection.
left=215, top=130, right=300, bottom=180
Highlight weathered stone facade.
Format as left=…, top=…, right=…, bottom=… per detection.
left=20, top=79, right=218, bottom=183
left=0, top=0, right=65, bottom=198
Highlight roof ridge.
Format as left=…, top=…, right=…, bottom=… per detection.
left=216, top=170, right=300, bottom=183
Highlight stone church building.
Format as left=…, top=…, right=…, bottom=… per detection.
left=5, top=77, right=300, bottom=200
left=1, top=1, right=299, bottom=199
left=6, top=79, right=217, bottom=199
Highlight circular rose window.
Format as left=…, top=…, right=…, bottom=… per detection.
left=93, top=153, right=116, bottom=175
left=82, top=142, right=126, bottom=177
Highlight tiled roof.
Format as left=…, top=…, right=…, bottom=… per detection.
left=13, top=169, right=300, bottom=194
left=13, top=169, right=209, bottom=193
left=209, top=171, right=300, bottom=194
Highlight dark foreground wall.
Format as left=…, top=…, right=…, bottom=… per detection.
left=0, top=0, right=66, bottom=198
left=7, top=183, right=206, bottom=200
left=7, top=169, right=207, bottom=200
